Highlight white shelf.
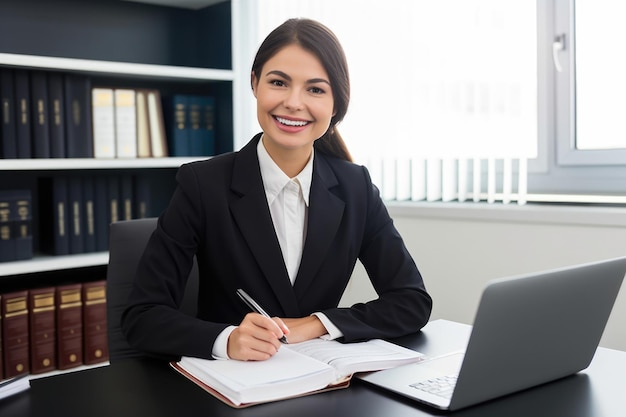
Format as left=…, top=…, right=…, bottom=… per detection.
left=0, top=53, right=234, bottom=81
left=0, top=252, right=109, bottom=277
left=0, top=157, right=208, bottom=170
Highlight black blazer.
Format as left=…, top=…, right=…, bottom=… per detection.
left=122, top=134, right=432, bottom=359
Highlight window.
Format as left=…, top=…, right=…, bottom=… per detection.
left=234, top=0, right=626, bottom=203
left=547, top=0, right=626, bottom=198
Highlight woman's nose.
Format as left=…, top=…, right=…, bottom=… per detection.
left=284, top=89, right=304, bottom=111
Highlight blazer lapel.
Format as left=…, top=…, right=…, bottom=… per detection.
left=229, top=136, right=300, bottom=316
left=294, top=154, right=345, bottom=298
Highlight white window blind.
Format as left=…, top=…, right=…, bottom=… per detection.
left=248, top=0, right=537, bottom=204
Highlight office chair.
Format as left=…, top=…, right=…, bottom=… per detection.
left=106, top=217, right=199, bottom=362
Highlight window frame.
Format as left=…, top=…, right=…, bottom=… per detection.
left=529, top=0, right=626, bottom=196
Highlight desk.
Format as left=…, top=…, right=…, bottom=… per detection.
left=2, top=320, right=625, bottom=416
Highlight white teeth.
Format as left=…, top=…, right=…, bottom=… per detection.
left=276, top=116, right=308, bottom=127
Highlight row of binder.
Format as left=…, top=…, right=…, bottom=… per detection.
left=0, top=68, right=218, bottom=160
left=0, top=174, right=153, bottom=263
left=0, top=69, right=93, bottom=159
left=38, top=174, right=153, bottom=257
left=0, top=281, right=108, bottom=381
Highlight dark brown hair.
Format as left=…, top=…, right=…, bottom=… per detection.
left=251, top=18, right=352, bottom=162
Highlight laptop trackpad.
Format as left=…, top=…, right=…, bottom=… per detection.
left=359, top=351, right=465, bottom=408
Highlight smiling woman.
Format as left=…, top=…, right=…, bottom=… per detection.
left=250, top=17, right=353, bottom=165
left=251, top=44, right=336, bottom=177
left=121, top=17, right=432, bottom=363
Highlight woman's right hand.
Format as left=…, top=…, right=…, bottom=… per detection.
left=227, top=313, right=289, bottom=361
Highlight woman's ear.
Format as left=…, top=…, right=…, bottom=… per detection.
left=251, top=71, right=258, bottom=98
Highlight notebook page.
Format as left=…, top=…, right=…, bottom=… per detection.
left=286, top=338, right=425, bottom=378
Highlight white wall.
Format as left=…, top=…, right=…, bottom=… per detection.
left=340, top=203, right=626, bottom=351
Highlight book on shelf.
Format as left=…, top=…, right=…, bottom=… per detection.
left=82, top=176, right=97, bottom=253
left=114, top=89, right=137, bottom=158
left=0, top=189, right=32, bottom=263
left=82, top=281, right=108, bottom=365
left=147, top=89, right=168, bottom=157
left=166, top=94, right=191, bottom=156
left=166, top=94, right=216, bottom=157
left=197, top=95, right=216, bottom=156
left=30, top=71, right=51, bottom=159
left=55, top=283, right=83, bottom=370
left=28, top=287, right=56, bottom=375
left=12, top=190, right=32, bottom=261
left=1, top=290, right=30, bottom=379
left=171, top=338, right=424, bottom=408
left=120, top=175, right=133, bottom=221
left=93, top=176, right=109, bottom=252
left=0, top=191, right=15, bottom=263
left=188, top=96, right=203, bottom=156
left=92, top=87, right=116, bottom=158
left=107, top=175, right=120, bottom=225
left=133, top=175, right=151, bottom=219
left=135, top=89, right=152, bottom=158
left=14, top=70, right=31, bottom=159
left=38, top=177, right=70, bottom=256
left=68, top=177, right=85, bottom=254
left=1, top=68, right=17, bottom=159
left=64, top=74, right=93, bottom=158
left=202, top=96, right=217, bottom=156
left=47, top=72, right=66, bottom=158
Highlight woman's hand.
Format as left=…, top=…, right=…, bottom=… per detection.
left=227, top=313, right=290, bottom=361
left=280, top=316, right=327, bottom=344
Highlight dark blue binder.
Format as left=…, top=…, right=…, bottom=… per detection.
left=93, top=176, right=109, bottom=252
left=68, top=177, right=85, bottom=254
left=1, top=68, right=18, bottom=159
left=82, top=176, right=96, bottom=253
left=12, top=189, right=33, bottom=261
left=64, top=74, right=93, bottom=158
left=14, top=70, right=32, bottom=158
left=39, top=176, right=70, bottom=256
left=30, top=71, right=51, bottom=158
left=48, top=72, right=67, bottom=158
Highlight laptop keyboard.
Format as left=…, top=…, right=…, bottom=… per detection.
left=409, top=375, right=457, bottom=399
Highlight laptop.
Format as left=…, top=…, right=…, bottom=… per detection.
left=358, top=256, right=626, bottom=411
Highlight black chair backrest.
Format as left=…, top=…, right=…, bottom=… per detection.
left=106, top=218, right=199, bottom=363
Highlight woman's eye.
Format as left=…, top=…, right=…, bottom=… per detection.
left=270, top=79, right=285, bottom=87
left=309, top=86, right=325, bottom=94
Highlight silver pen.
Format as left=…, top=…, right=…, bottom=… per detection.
left=236, top=288, right=288, bottom=344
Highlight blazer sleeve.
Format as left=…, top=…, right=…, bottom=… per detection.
left=322, top=165, right=432, bottom=342
left=121, top=163, right=228, bottom=360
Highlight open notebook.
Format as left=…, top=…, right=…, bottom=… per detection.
left=171, top=338, right=424, bottom=408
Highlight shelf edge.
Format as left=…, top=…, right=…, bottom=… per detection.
left=0, top=157, right=210, bottom=170
left=0, top=252, right=109, bottom=277
left=0, top=53, right=234, bottom=81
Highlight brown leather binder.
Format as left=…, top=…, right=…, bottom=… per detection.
left=29, top=287, right=57, bottom=374
left=1, top=290, right=29, bottom=378
left=55, top=284, right=83, bottom=370
left=82, top=280, right=108, bottom=365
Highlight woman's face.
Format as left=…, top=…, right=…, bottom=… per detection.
left=252, top=44, right=335, bottom=158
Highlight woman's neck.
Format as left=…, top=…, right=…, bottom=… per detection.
left=261, top=136, right=312, bottom=178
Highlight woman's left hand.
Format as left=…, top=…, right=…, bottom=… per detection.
left=280, top=316, right=327, bottom=343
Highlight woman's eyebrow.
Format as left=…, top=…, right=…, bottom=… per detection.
left=265, top=70, right=330, bottom=85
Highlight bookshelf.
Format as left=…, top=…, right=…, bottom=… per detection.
left=0, top=0, right=236, bottom=382
left=0, top=0, right=235, bottom=280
